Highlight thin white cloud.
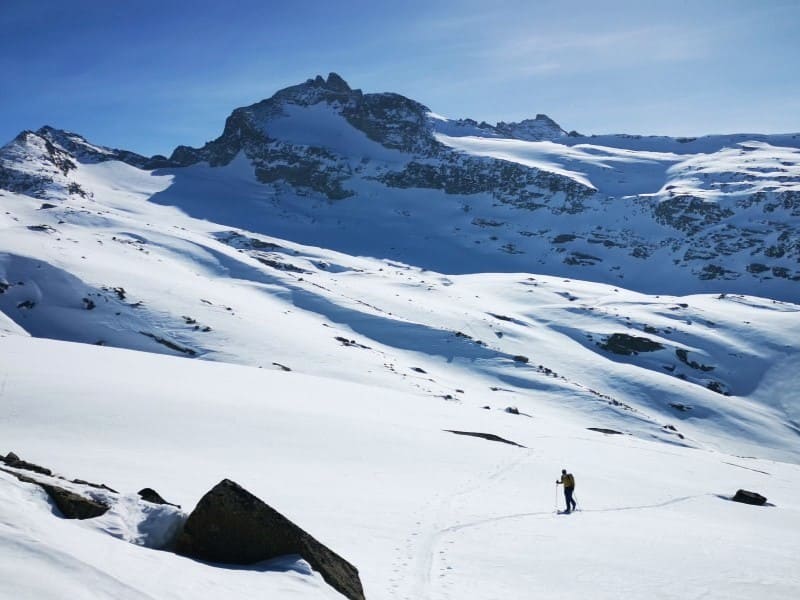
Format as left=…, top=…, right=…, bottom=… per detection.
left=482, top=24, right=710, bottom=81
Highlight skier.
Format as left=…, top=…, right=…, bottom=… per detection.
left=556, top=468, right=577, bottom=513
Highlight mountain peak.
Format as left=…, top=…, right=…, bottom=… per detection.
left=266, top=72, right=361, bottom=110
left=169, top=73, right=438, bottom=166
left=496, top=114, right=567, bottom=141
left=35, top=126, right=109, bottom=156
left=37, top=125, right=73, bottom=137
left=309, top=72, right=351, bottom=93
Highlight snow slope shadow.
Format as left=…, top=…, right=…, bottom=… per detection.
left=158, top=233, right=524, bottom=366
left=285, top=282, right=524, bottom=364
left=0, top=253, right=205, bottom=357
left=190, top=554, right=315, bottom=575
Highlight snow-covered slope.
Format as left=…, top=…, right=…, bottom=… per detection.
left=4, top=74, right=797, bottom=299
left=1, top=335, right=799, bottom=599
left=0, top=144, right=798, bottom=461
left=153, top=73, right=800, bottom=301
left=1, top=72, right=799, bottom=599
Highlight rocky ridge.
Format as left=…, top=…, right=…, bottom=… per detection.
left=163, top=73, right=588, bottom=204
left=1, top=72, right=798, bottom=299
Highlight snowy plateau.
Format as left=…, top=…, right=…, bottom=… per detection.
left=0, top=73, right=798, bottom=599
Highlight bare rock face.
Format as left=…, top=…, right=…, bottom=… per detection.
left=2, top=451, right=109, bottom=518
left=5, top=470, right=109, bottom=519
left=732, top=489, right=768, bottom=506
left=2, top=451, right=53, bottom=476
left=138, top=487, right=180, bottom=508
left=40, top=482, right=109, bottom=519
left=175, top=479, right=365, bottom=600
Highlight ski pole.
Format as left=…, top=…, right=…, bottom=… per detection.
left=554, top=483, right=559, bottom=512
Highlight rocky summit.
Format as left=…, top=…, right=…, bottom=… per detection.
left=2, top=74, right=799, bottom=302
left=1, top=72, right=798, bottom=300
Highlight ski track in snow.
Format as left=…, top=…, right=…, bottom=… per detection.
left=426, top=493, right=714, bottom=600
left=437, top=494, right=707, bottom=536
left=387, top=447, right=535, bottom=600
left=406, top=432, right=719, bottom=600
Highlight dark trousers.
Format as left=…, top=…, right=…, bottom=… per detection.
left=564, top=487, right=576, bottom=511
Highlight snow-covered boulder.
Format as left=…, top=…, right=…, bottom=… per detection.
left=0, top=469, right=109, bottom=520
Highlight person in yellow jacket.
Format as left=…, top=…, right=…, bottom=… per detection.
left=556, top=469, right=577, bottom=513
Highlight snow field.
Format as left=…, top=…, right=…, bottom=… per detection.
left=1, top=335, right=799, bottom=599
left=1, top=154, right=798, bottom=460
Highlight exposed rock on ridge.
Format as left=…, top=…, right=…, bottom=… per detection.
left=165, top=72, right=592, bottom=205
left=1, top=72, right=798, bottom=298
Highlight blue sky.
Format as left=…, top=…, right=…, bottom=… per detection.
left=2, top=0, right=798, bottom=156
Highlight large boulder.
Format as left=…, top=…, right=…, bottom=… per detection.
left=175, top=479, right=365, bottom=600
left=732, top=489, right=767, bottom=506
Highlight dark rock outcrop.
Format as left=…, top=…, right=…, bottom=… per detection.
left=1, top=452, right=110, bottom=519
left=2, top=451, right=53, bottom=476
left=138, top=487, right=180, bottom=508
left=1, top=468, right=109, bottom=519
left=40, top=481, right=110, bottom=519
left=732, top=489, right=767, bottom=506
left=175, top=479, right=365, bottom=600
left=598, top=333, right=664, bottom=355
left=71, top=478, right=118, bottom=493
left=496, top=114, right=567, bottom=141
